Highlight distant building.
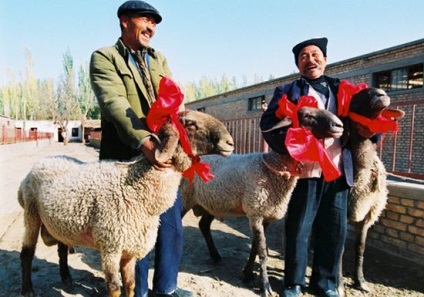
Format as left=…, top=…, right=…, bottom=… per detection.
left=1, top=119, right=100, bottom=144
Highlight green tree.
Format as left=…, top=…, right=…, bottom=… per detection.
left=38, top=78, right=56, bottom=120
left=0, top=70, right=21, bottom=118
left=22, top=49, right=40, bottom=121
left=54, top=48, right=79, bottom=145
left=77, top=62, right=99, bottom=142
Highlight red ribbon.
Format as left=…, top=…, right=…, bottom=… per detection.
left=348, top=112, right=399, bottom=134
left=337, top=80, right=368, bottom=117
left=146, top=77, right=214, bottom=184
left=276, top=95, right=341, bottom=181
left=337, top=80, right=399, bottom=133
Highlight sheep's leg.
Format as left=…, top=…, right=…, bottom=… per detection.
left=243, top=233, right=258, bottom=283
left=21, top=245, right=36, bottom=297
left=243, top=221, right=270, bottom=283
left=199, top=212, right=222, bottom=262
left=102, top=252, right=123, bottom=297
left=58, top=242, right=73, bottom=288
left=354, top=220, right=371, bottom=292
left=20, top=212, right=41, bottom=297
left=247, top=218, right=273, bottom=297
left=120, top=257, right=136, bottom=297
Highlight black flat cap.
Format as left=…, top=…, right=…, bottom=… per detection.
left=292, top=37, right=328, bottom=65
left=117, top=0, right=162, bottom=24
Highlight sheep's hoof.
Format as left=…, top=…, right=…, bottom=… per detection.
left=61, top=275, right=74, bottom=289
left=211, top=253, right=222, bottom=262
left=260, top=286, right=275, bottom=297
left=21, top=287, right=35, bottom=297
left=242, top=273, right=256, bottom=289
left=354, top=280, right=371, bottom=292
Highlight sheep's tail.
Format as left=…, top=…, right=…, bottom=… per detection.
left=18, top=185, right=25, bottom=208
left=18, top=189, right=23, bottom=207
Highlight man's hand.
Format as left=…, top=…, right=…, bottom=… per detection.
left=356, top=123, right=376, bottom=138
left=140, top=137, right=173, bottom=171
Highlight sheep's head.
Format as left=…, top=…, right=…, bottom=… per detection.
left=155, top=110, right=234, bottom=163
left=349, top=88, right=405, bottom=121
left=179, top=110, right=234, bottom=156
left=298, top=107, right=344, bottom=139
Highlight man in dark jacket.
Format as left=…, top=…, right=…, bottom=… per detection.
left=90, top=1, right=192, bottom=297
left=261, top=37, right=351, bottom=297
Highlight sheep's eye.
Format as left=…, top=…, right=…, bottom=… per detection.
left=184, top=120, right=197, bottom=131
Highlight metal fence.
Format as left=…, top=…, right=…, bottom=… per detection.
left=4, top=100, right=420, bottom=179
left=0, top=126, right=54, bottom=145
left=222, top=100, right=424, bottom=180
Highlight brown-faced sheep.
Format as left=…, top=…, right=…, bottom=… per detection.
left=338, top=88, right=405, bottom=296
left=181, top=106, right=344, bottom=297
left=18, top=110, right=234, bottom=297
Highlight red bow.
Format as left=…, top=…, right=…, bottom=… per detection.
left=337, top=80, right=368, bottom=117
left=337, top=80, right=399, bottom=133
left=276, top=95, right=341, bottom=181
left=146, top=77, right=214, bottom=184
left=348, top=112, right=399, bottom=133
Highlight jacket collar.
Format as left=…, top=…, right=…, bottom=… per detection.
left=115, top=38, right=157, bottom=104
left=115, top=38, right=157, bottom=58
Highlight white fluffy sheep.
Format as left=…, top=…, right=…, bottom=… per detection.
left=337, top=88, right=405, bottom=296
left=18, top=110, right=234, bottom=297
left=181, top=106, right=344, bottom=297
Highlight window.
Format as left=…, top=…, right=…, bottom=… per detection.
left=374, top=64, right=423, bottom=91
left=71, top=128, right=79, bottom=137
left=248, top=95, right=265, bottom=111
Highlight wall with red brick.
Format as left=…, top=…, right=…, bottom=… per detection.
left=350, top=182, right=424, bottom=265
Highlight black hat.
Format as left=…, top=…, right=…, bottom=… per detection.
left=117, top=0, right=162, bottom=24
left=292, top=37, right=328, bottom=65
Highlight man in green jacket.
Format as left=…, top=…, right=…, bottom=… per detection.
left=90, top=1, right=192, bottom=297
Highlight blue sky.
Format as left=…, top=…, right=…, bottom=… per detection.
left=1, top=0, right=423, bottom=87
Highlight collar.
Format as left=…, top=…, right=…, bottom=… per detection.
left=116, top=38, right=157, bottom=59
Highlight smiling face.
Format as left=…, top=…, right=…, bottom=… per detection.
left=297, top=45, right=327, bottom=79
left=120, top=14, right=157, bottom=50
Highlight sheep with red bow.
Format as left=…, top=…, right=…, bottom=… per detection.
left=18, top=78, right=234, bottom=297
left=181, top=99, right=344, bottom=297
left=337, top=82, right=405, bottom=296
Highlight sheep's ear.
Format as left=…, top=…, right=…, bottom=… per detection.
left=155, top=125, right=179, bottom=163
left=261, top=117, right=293, bottom=133
left=381, top=108, right=405, bottom=121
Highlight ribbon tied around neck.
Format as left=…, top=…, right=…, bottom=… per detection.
left=276, top=94, right=341, bottom=182
left=146, top=77, right=214, bottom=184
left=337, top=80, right=399, bottom=133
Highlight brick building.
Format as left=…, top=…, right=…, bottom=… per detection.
left=186, top=38, right=423, bottom=116
left=186, top=38, right=424, bottom=177
left=186, top=39, right=424, bottom=264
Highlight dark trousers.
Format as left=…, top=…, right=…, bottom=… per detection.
left=134, top=191, right=184, bottom=297
left=284, top=177, right=349, bottom=291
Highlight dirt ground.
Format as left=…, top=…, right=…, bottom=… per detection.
left=1, top=143, right=423, bottom=297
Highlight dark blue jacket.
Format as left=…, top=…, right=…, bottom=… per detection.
left=260, top=76, right=355, bottom=186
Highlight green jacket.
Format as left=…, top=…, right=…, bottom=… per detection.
left=90, top=39, right=172, bottom=160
